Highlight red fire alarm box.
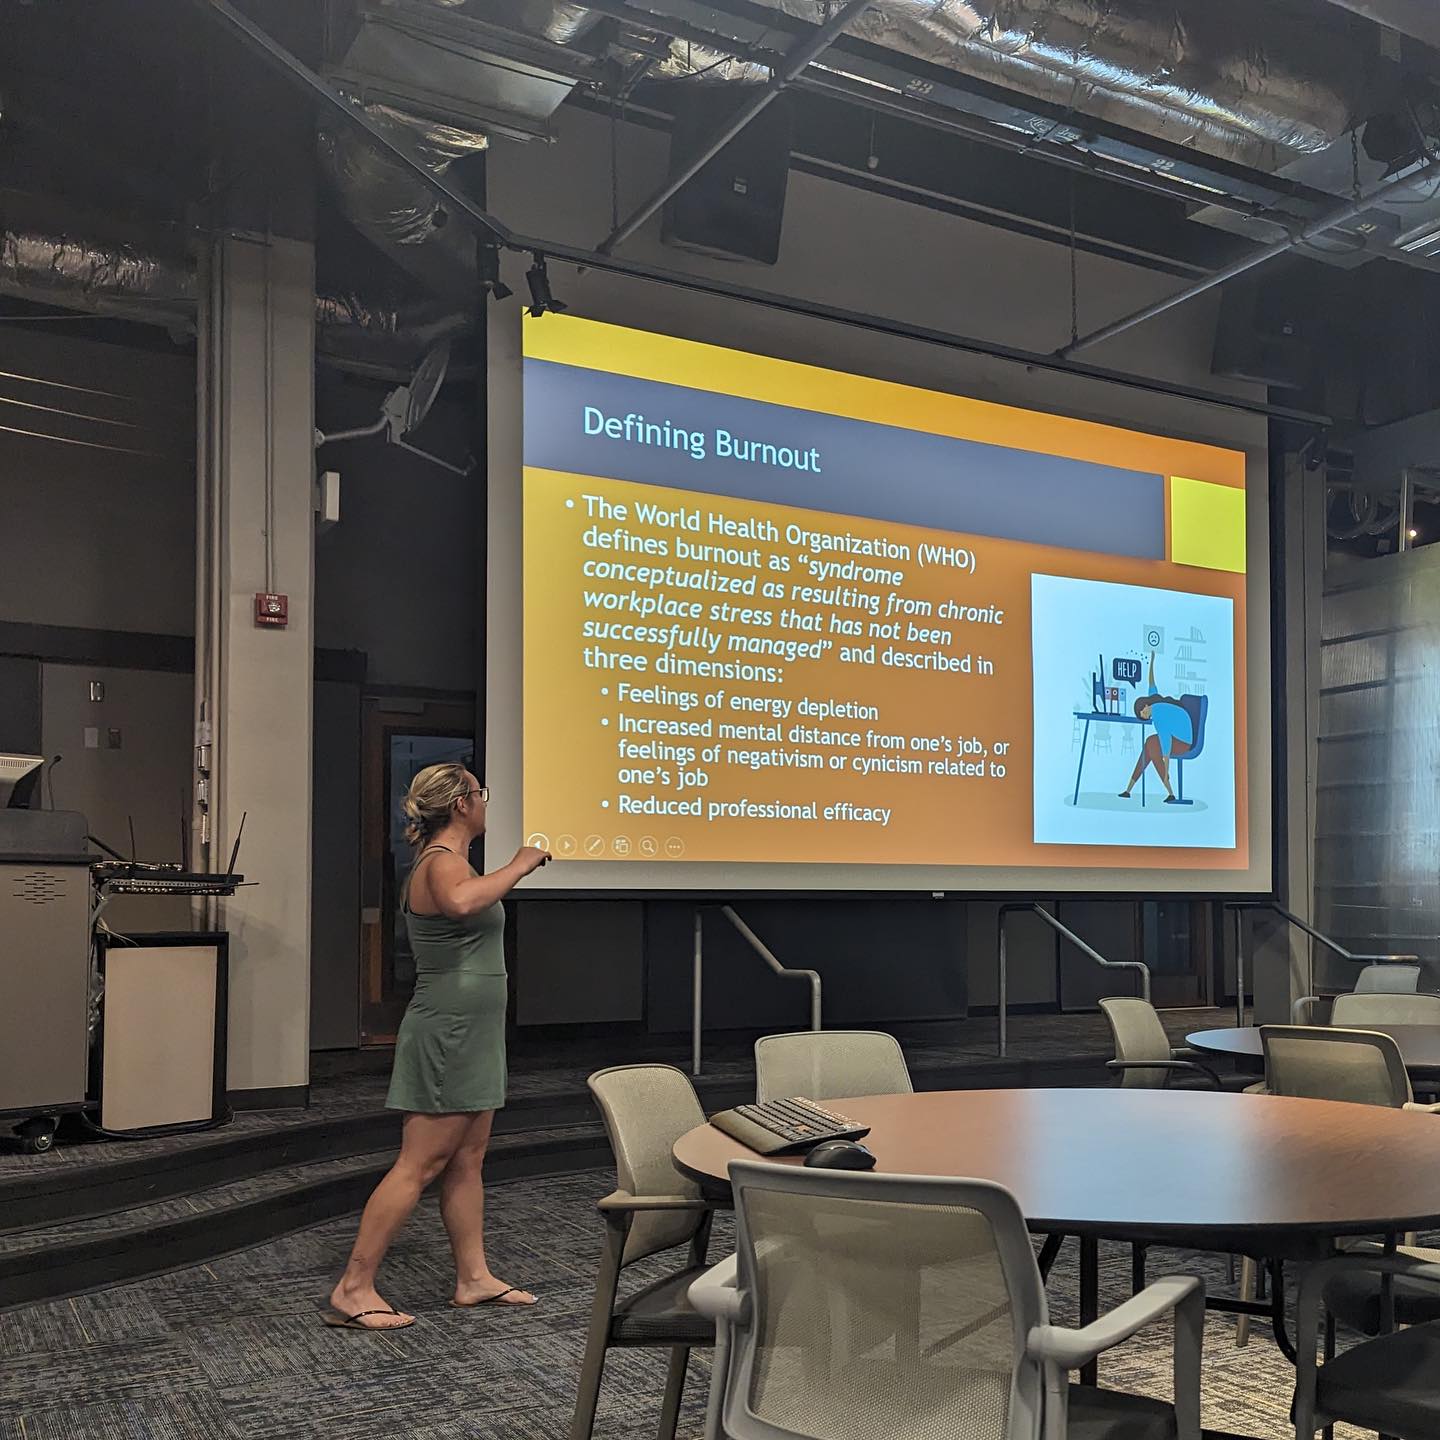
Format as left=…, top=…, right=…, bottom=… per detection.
left=254, top=593, right=288, bottom=628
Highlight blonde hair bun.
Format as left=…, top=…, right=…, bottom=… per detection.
left=402, top=763, right=471, bottom=846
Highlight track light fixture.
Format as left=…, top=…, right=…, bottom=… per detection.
left=478, top=242, right=513, bottom=301
left=526, top=252, right=567, bottom=317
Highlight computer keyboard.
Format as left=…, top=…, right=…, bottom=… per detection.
left=709, top=1096, right=870, bottom=1156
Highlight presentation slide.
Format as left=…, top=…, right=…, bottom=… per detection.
left=504, top=312, right=1257, bottom=885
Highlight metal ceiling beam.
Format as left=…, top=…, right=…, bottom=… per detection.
left=187, top=0, right=1329, bottom=427
left=595, top=0, right=872, bottom=255
left=1314, top=0, right=1440, bottom=48
left=1058, top=158, right=1440, bottom=358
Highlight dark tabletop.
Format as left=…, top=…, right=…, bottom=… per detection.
left=1189, top=1025, right=1440, bottom=1076
left=673, top=1088, right=1440, bottom=1253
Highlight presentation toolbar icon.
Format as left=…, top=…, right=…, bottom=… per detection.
left=583, top=835, right=605, bottom=856
left=612, top=836, right=632, bottom=857
left=638, top=836, right=658, bottom=858
left=665, top=836, right=686, bottom=858
left=526, top=832, right=550, bottom=852
left=556, top=834, right=577, bottom=857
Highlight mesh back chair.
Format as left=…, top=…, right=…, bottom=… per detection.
left=1353, top=963, right=1423, bottom=994
left=1260, top=1024, right=1413, bottom=1107
left=572, top=1064, right=722, bottom=1440
left=754, top=1030, right=913, bottom=1105
left=1296, top=1256, right=1440, bottom=1439
left=691, top=1162, right=1203, bottom=1440
left=1098, top=998, right=1223, bottom=1089
left=1329, top=990, right=1440, bottom=1027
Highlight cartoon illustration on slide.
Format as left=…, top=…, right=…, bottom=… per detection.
left=1117, top=652, right=1208, bottom=805
left=1032, top=575, right=1236, bottom=850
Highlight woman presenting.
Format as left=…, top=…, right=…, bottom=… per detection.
left=1118, top=651, right=1192, bottom=804
left=327, top=763, right=549, bottom=1331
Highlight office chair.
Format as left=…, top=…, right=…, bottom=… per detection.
left=1328, top=990, right=1440, bottom=1027
left=753, top=1030, right=912, bottom=1104
left=1099, top=997, right=1226, bottom=1089
left=1170, top=695, right=1208, bottom=805
left=1290, top=964, right=1425, bottom=1024
left=1259, top=1026, right=1440, bottom=1339
left=1296, top=1255, right=1440, bottom=1440
left=691, top=1161, right=1204, bottom=1440
left=571, top=1064, right=723, bottom=1440
left=1354, top=963, right=1423, bottom=994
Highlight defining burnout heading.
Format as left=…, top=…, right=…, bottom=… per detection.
left=582, top=405, right=823, bottom=473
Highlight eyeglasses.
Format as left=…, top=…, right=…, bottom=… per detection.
left=465, top=787, right=490, bottom=804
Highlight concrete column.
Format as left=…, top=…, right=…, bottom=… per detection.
left=1251, top=450, right=1323, bottom=1023
left=196, top=234, right=316, bottom=1101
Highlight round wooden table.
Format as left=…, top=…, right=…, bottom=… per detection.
left=674, top=1089, right=1440, bottom=1377
left=675, top=1088, right=1440, bottom=1249
left=1188, top=1024, right=1440, bottom=1078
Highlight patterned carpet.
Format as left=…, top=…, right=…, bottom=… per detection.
left=0, top=1160, right=1371, bottom=1440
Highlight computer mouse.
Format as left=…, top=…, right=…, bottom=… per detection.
left=803, top=1139, right=877, bottom=1171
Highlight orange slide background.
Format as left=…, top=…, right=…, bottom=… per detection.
left=524, top=468, right=1248, bottom=870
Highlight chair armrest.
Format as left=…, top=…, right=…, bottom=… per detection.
left=1027, top=1275, right=1202, bottom=1367
left=1291, top=995, right=1320, bottom=1025
left=1106, top=1059, right=1221, bottom=1090
left=1031, top=1275, right=1204, bottom=1440
left=1403, top=1102, right=1440, bottom=1115
left=689, top=1253, right=748, bottom=1323
left=597, top=1190, right=715, bottom=1213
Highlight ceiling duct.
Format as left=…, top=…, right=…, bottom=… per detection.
left=513, top=0, right=1366, bottom=170
left=0, top=227, right=468, bottom=370
left=316, top=1, right=589, bottom=298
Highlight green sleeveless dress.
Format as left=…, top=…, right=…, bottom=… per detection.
left=386, top=848, right=508, bottom=1114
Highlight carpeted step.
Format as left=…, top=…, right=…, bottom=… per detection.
left=0, top=1122, right=611, bottom=1312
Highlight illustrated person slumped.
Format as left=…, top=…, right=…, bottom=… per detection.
left=1119, top=651, right=1192, bottom=803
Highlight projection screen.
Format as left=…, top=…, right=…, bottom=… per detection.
left=488, top=302, right=1271, bottom=895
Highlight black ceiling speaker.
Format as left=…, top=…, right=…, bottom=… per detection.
left=1212, top=271, right=1313, bottom=392
left=662, top=90, right=793, bottom=265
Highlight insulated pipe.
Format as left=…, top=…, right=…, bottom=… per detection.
left=187, top=0, right=1332, bottom=428
left=1058, top=158, right=1440, bottom=358
left=595, top=0, right=873, bottom=255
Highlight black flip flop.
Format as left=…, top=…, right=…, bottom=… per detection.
left=450, top=1287, right=536, bottom=1308
left=324, top=1307, right=415, bottom=1331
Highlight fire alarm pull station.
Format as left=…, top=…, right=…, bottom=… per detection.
left=254, top=593, right=288, bottom=628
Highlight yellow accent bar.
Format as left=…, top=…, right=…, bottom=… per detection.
left=1169, top=475, right=1246, bottom=573
left=522, top=312, right=1247, bottom=490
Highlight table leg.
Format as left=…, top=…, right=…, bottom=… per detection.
left=1037, top=1232, right=1065, bottom=1282
left=1073, top=718, right=1091, bottom=806
left=1267, top=1259, right=1298, bottom=1366
left=1079, top=1236, right=1099, bottom=1386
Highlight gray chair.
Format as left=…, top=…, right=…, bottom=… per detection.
left=753, top=1029, right=912, bottom=1104
left=1098, top=997, right=1225, bottom=1089
left=571, top=1064, right=722, bottom=1440
left=1296, top=1254, right=1440, bottom=1439
left=1261, top=1023, right=1420, bottom=1106
left=1354, top=963, right=1423, bottom=994
left=691, top=1160, right=1204, bottom=1440
left=1329, top=989, right=1440, bottom=1027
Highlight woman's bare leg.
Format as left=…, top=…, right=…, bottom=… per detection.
left=1153, top=749, right=1175, bottom=798
left=1121, top=735, right=1164, bottom=796
left=329, top=1112, right=470, bottom=1327
left=443, top=1110, right=537, bottom=1306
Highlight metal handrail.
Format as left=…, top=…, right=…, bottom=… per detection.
left=1224, top=901, right=1423, bottom=1028
left=691, top=906, right=823, bottom=1076
left=996, top=902, right=1152, bottom=1057
left=723, top=907, right=823, bottom=1032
